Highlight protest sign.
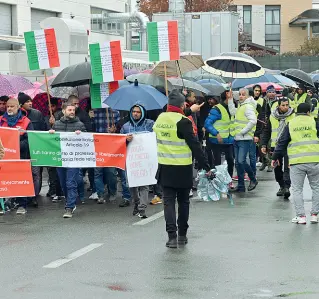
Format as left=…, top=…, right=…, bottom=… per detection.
left=0, top=127, right=20, bottom=159
left=147, top=21, right=180, bottom=62
left=126, top=132, right=158, bottom=188
left=90, top=41, right=124, bottom=84
left=24, top=28, right=60, bottom=70
left=28, top=132, right=127, bottom=169
left=90, top=81, right=119, bottom=108
left=0, top=160, right=35, bottom=198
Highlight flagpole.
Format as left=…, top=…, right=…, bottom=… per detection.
left=44, top=70, right=53, bottom=118
left=164, top=62, right=168, bottom=97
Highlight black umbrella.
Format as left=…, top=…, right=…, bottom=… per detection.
left=281, top=69, right=315, bottom=88
left=51, top=61, right=92, bottom=87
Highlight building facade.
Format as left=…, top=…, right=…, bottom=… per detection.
left=232, top=0, right=312, bottom=53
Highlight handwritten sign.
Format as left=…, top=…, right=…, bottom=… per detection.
left=126, top=132, right=158, bottom=188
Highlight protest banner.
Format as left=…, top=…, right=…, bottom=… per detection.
left=147, top=21, right=180, bottom=62
left=24, top=28, right=60, bottom=71
left=0, top=127, right=20, bottom=159
left=90, top=81, right=119, bottom=108
left=89, top=41, right=124, bottom=84
left=28, top=132, right=126, bottom=169
left=0, top=160, right=35, bottom=198
left=126, top=132, right=158, bottom=188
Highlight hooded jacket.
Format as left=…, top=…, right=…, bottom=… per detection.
left=120, top=105, right=154, bottom=134
left=228, top=96, right=257, bottom=141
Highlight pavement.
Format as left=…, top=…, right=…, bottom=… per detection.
left=1, top=169, right=319, bottom=299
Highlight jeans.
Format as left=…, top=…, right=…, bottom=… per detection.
left=117, top=169, right=131, bottom=199
left=211, top=143, right=234, bottom=177
left=248, top=142, right=257, bottom=177
left=56, top=168, right=79, bottom=209
left=274, top=154, right=291, bottom=188
left=47, top=167, right=63, bottom=196
left=77, top=169, right=85, bottom=201
left=163, top=187, right=190, bottom=238
left=31, top=166, right=41, bottom=196
left=234, top=140, right=256, bottom=190
left=94, top=167, right=117, bottom=197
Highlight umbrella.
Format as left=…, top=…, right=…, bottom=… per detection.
left=126, top=73, right=173, bottom=91
left=204, top=52, right=265, bottom=79
left=245, top=82, right=283, bottom=93
left=273, top=75, right=298, bottom=88
left=231, top=74, right=280, bottom=90
left=10, top=88, right=48, bottom=99
left=195, top=73, right=226, bottom=83
left=104, top=80, right=167, bottom=111
left=281, top=69, right=315, bottom=88
left=199, top=83, right=226, bottom=96
left=311, top=73, right=319, bottom=82
left=151, top=52, right=204, bottom=77
left=51, top=61, right=92, bottom=87
left=168, top=78, right=209, bottom=96
left=0, top=75, right=34, bottom=97
left=196, top=79, right=229, bottom=88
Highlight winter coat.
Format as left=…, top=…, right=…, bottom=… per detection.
left=56, top=109, right=92, bottom=132
left=52, top=116, right=86, bottom=132
left=204, top=102, right=234, bottom=145
left=228, top=97, right=257, bottom=141
left=25, top=108, right=48, bottom=131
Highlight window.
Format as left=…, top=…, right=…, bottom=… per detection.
left=265, top=6, right=281, bottom=52
left=243, top=6, right=252, bottom=41
left=90, top=7, right=124, bottom=36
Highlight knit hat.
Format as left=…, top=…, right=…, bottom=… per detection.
left=168, top=89, right=185, bottom=107
left=7, top=98, right=19, bottom=106
left=18, top=92, right=32, bottom=106
left=266, top=85, right=276, bottom=93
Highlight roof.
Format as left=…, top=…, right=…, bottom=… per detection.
left=239, top=42, right=278, bottom=54
left=289, top=9, right=319, bottom=26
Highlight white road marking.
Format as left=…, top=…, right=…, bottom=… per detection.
left=133, top=211, right=164, bottom=226
left=43, top=243, right=103, bottom=269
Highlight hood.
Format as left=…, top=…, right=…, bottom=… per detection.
left=240, top=96, right=257, bottom=108
left=60, top=116, right=80, bottom=123
left=129, top=104, right=146, bottom=126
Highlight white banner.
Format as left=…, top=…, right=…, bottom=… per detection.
left=126, top=132, right=158, bottom=188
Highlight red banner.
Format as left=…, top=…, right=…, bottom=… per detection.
left=0, top=127, right=20, bottom=159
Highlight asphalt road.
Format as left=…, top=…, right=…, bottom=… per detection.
left=1, top=170, right=319, bottom=299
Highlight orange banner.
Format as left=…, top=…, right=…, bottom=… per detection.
left=0, top=127, right=20, bottom=159
left=0, top=160, right=35, bottom=198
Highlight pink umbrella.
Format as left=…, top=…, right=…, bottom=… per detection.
left=10, top=87, right=49, bottom=99
left=0, top=75, right=34, bottom=97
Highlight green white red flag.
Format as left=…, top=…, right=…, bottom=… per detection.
left=90, top=81, right=119, bottom=109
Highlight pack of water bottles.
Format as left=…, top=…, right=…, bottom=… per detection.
left=196, top=162, right=232, bottom=201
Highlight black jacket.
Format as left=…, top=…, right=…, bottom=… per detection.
left=53, top=116, right=86, bottom=132
left=56, top=109, right=92, bottom=132
left=26, top=108, right=48, bottom=131
left=156, top=115, right=210, bottom=189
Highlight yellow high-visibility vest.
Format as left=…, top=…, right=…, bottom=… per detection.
left=209, top=104, right=233, bottom=139
left=270, top=113, right=295, bottom=147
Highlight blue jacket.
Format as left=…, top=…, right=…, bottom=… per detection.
left=204, top=105, right=234, bottom=145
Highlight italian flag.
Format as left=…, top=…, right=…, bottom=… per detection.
left=90, top=81, right=119, bottom=108
left=24, top=29, right=60, bottom=71
left=89, top=41, right=124, bottom=84
left=147, top=21, right=180, bottom=62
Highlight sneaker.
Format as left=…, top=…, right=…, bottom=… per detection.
left=52, top=196, right=63, bottom=203
left=189, top=189, right=193, bottom=198
left=259, top=163, right=266, bottom=171
left=244, top=174, right=250, bottom=181
left=0, top=208, right=4, bottom=215
left=166, top=238, right=178, bottom=248
left=310, top=214, right=318, bottom=224
left=119, top=199, right=130, bottom=207
left=256, top=162, right=262, bottom=167
left=283, top=188, right=291, bottom=199
left=291, top=216, right=306, bottom=224
left=81, top=200, right=85, bottom=204
left=150, top=195, right=162, bottom=205
left=276, top=187, right=284, bottom=196
left=267, top=166, right=273, bottom=172
left=133, top=205, right=139, bottom=216
left=63, top=208, right=73, bottom=218
left=50, top=194, right=57, bottom=198
left=137, top=210, right=147, bottom=219
left=89, top=192, right=98, bottom=200
left=97, top=197, right=106, bottom=204
left=248, top=180, right=258, bottom=191
left=232, top=176, right=238, bottom=181
left=228, top=182, right=235, bottom=190
left=16, top=207, right=26, bottom=215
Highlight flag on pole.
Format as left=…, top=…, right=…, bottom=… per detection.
left=24, top=29, right=60, bottom=71
left=89, top=41, right=124, bottom=84
left=147, top=21, right=180, bottom=62
left=90, top=81, right=120, bottom=109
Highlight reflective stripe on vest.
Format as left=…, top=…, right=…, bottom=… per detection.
left=287, top=115, right=319, bottom=164
left=270, top=113, right=295, bottom=147
left=153, top=112, right=192, bottom=166
left=209, top=104, right=233, bottom=139
left=232, top=104, right=256, bottom=137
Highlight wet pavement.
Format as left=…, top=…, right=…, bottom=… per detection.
left=1, top=169, right=319, bottom=299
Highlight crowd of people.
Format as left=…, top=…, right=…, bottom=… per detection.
left=0, top=82, right=319, bottom=247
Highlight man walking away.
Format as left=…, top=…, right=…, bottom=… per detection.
left=153, top=90, right=211, bottom=248
left=272, top=103, right=319, bottom=224
left=262, top=98, right=294, bottom=199
left=49, top=103, right=86, bottom=218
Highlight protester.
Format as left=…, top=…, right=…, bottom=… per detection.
left=262, top=97, right=295, bottom=199
left=50, top=102, right=86, bottom=218
left=153, top=90, right=210, bottom=248
left=272, top=103, right=319, bottom=224
left=228, top=88, right=258, bottom=192
left=0, top=98, right=33, bottom=214
left=292, top=84, right=311, bottom=109
left=121, top=104, right=154, bottom=218
left=0, top=96, right=8, bottom=116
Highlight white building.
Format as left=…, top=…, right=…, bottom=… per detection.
left=313, top=0, right=319, bottom=9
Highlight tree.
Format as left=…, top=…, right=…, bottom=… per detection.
left=139, top=0, right=233, bottom=20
